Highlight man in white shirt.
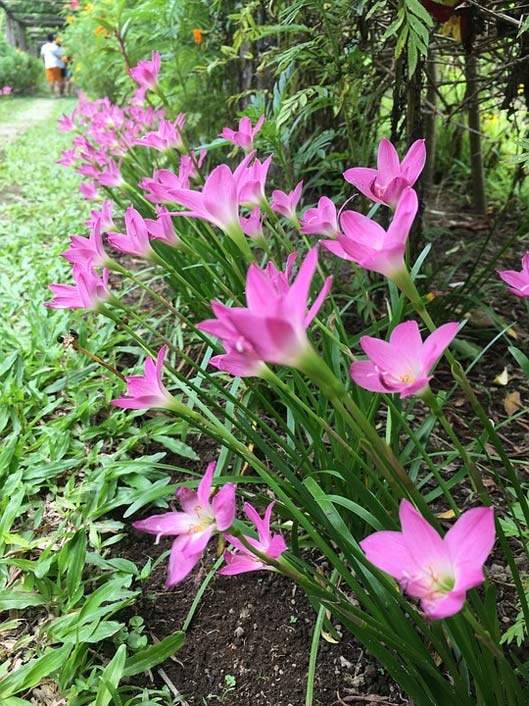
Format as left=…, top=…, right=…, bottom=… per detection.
left=40, top=34, right=65, bottom=97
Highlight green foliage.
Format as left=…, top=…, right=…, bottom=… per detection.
left=0, top=44, right=43, bottom=92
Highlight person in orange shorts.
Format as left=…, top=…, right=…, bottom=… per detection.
left=40, top=34, right=65, bottom=97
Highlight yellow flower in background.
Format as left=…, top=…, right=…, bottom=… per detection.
left=85, top=2, right=94, bottom=9
left=66, top=15, right=75, bottom=22
left=75, top=65, right=81, bottom=72
left=193, top=28, right=203, bottom=44
left=518, top=83, right=525, bottom=95
left=95, top=25, right=105, bottom=35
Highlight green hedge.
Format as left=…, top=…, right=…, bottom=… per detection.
left=0, top=46, right=44, bottom=92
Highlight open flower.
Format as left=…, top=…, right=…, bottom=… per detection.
left=198, top=248, right=332, bottom=371
left=145, top=206, right=182, bottom=247
left=84, top=200, right=114, bottom=232
left=61, top=221, right=111, bottom=268
left=111, top=345, right=176, bottom=410
left=360, top=499, right=495, bottom=619
left=220, top=115, right=265, bottom=152
left=133, top=461, right=236, bottom=585
left=239, top=207, right=264, bottom=241
left=219, top=502, right=287, bottom=575
left=350, top=320, right=459, bottom=398
left=322, top=187, right=418, bottom=279
left=129, top=51, right=161, bottom=90
left=135, top=115, right=186, bottom=152
left=300, top=196, right=340, bottom=238
left=271, top=181, right=303, bottom=222
left=107, top=206, right=157, bottom=260
left=498, top=253, right=529, bottom=297
left=45, top=265, right=111, bottom=311
left=235, top=152, right=272, bottom=207
left=344, top=138, right=426, bottom=209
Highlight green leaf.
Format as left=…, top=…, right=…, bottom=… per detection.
left=0, top=646, right=72, bottom=697
left=0, top=591, right=46, bottom=611
left=150, top=435, right=199, bottom=460
left=94, top=644, right=127, bottom=706
left=122, top=631, right=185, bottom=676
left=509, top=346, right=529, bottom=377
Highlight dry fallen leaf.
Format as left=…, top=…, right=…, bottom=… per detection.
left=504, top=390, right=524, bottom=417
left=435, top=509, right=457, bottom=520
left=494, top=368, right=509, bottom=386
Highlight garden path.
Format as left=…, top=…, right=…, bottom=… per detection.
left=0, top=97, right=57, bottom=145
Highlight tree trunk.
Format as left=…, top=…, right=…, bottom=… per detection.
left=5, top=13, right=16, bottom=47
left=423, top=53, right=438, bottom=199
left=465, top=53, right=487, bottom=214
left=406, top=59, right=424, bottom=258
left=16, top=22, right=27, bottom=52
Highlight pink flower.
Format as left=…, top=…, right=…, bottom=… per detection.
left=361, top=500, right=495, bottom=619
left=349, top=320, right=459, bottom=398
left=171, top=164, right=241, bottom=234
left=129, top=51, right=161, bottom=90
left=498, top=253, right=529, bottom=297
left=239, top=207, right=264, bottom=241
left=271, top=181, right=303, bottom=222
left=57, top=148, right=78, bottom=167
left=322, top=187, right=418, bottom=279
left=84, top=200, right=114, bottom=232
left=61, top=221, right=111, bottom=268
left=45, top=265, right=111, bottom=311
left=198, top=248, right=332, bottom=371
left=97, top=159, right=124, bottom=187
left=111, top=345, right=176, bottom=410
left=1, top=86, right=12, bottom=96
left=79, top=181, right=98, bottom=200
left=132, top=461, right=236, bottom=585
left=233, top=151, right=272, bottom=207
left=219, top=502, right=287, bottom=575
left=220, top=114, right=265, bottom=152
left=140, top=168, right=188, bottom=203
left=300, top=196, right=339, bottom=238
left=107, top=206, right=157, bottom=260
left=344, top=138, right=426, bottom=209
left=58, top=113, right=76, bottom=131
left=145, top=206, right=182, bottom=247
left=135, top=114, right=186, bottom=152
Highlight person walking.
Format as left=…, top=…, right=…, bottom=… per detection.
left=40, top=33, right=65, bottom=97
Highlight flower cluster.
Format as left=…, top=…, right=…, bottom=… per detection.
left=49, top=51, right=497, bottom=621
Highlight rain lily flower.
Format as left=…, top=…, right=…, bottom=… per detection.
left=360, top=499, right=495, bottom=619
left=300, top=196, right=340, bottom=238
left=344, top=138, right=426, bottom=209
left=235, top=152, right=272, bottom=207
left=239, top=207, right=265, bottom=241
left=97, top=159, right=124, bottom=188
left=45, top=265, right=111, bottom=311
left=498, top=253, right=529, bottom=297
left=349, top=320, right=459, bottom=398
left=111, top=345, right=176, bottom=410
left=145, top=206, right=182, bottom=247
left=84, top=200, right=114, bottom=232
left=61, top=221, right=111, bottom=268
left=58, top=112, right=76, bottom=131
left=132, top=461, right=236, bottom=585
left=219, top=502, right=287, bottom=575
left=57, top=148, right=78, bottom=167
left=271, top=181, right=303, bottom=223
left=1, top=86, right=12, bottom=96
left=171, top=164, right=250, bottom=255
left=220, top=114, right=265, bottom=152
left=79, top=181, right=98, bottom=200
left=129, top=51, right=161, bottom=90
left=141, top=168, right=188, bottom=203
left=107, top=206, right=158, bottom=260
left=322, top=187, right=418, bottom=279
left=135, top=114, right=186, bottom=152
left=198, top=248, right=332, bottom=371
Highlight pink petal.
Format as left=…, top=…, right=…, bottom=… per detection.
left=377, top=139, right=400, bottom=182
left=386, top=187, right=418, bottom=247
left=166, top=536, right=202, bottom=586
left=388, top=321, right=423, bottom=363
left=360, top=530, right=411, bottom=580
left=218, top=551, right=263, bottom=575
left=421, top=322, right=459, bottom=374
left=340, top=210, right=385, bottom=247
left=400, top=139, right=427, bottom=185
left=132, top=511, right=194, bottom=537
left=343, top=167, right=379, bottom=202
left=197, top=461, right=216, bottom=508
left=321, top=239, right=354, bottom=260
left=305, top=275, right=332, bottom=326
left=444, top=506, right=495, bottom=567
left=422, top=591, right=466, bottom=619
left=212, top=483, right=236, bottom=531
left=399, top=500, right=449, bottom=569
left=359, top=336, right=402, bottom=376
left=350, top=360, right=393, bottom=393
